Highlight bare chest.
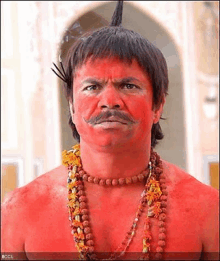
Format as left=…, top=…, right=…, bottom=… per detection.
left=24, top=191, right=203, bottom=260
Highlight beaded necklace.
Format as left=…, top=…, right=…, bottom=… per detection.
left=63, top=144, right=167, bottom=260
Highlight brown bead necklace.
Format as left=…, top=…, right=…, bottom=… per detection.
left=63, top=144, right=168, bottom=260
left=78, top=166, right=150, bottom=186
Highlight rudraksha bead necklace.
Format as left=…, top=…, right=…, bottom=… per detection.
left=63, top=144, right=168, bottom=260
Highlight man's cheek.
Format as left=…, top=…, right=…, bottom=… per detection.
left=130, top=103, right=152, bottom=119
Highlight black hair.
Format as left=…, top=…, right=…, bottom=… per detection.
left=61, top=0, right=168, bottom=148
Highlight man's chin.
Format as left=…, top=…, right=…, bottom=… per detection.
left=94, top=139, right=130, bottom=151
left=84, top=131, right=134, bottom=150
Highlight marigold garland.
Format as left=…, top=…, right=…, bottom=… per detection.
left=64, top=144, right=167, bottom=260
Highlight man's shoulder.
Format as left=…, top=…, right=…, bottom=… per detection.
left=162, top=160, right=219, bottom=254
left=162, top=160, right=219, bottom=207
left=2, top=165, right=67, bottom=212
left=1, top=165, right=68, bottom=250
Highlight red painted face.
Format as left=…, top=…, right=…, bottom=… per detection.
left=70, top=57, right=163, bottom=149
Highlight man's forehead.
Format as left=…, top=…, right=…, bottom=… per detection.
left=81, top=76, right=143, bottom=85
left=74, top=56, right=150, bottom=80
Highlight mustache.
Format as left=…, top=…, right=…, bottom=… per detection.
left=85, top=110, right=136, bottom=125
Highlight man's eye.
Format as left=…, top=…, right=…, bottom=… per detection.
left=122, top=84, right=138, bottom=89
left=84, top=85, right=100, bottom=91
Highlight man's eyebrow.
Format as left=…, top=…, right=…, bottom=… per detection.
left=116, top=77, right=142, bottom=84
left=81, top=77, right=142, bottom=85
left=81, top=78, right=101, bottom=85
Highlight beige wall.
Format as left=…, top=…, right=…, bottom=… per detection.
left=194, top=2, right=219, bottom=156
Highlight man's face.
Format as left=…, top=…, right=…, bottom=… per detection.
left=70, top=57, right=163, bottom=149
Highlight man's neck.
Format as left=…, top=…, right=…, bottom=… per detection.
left=79, top=140, right=151, bottom=179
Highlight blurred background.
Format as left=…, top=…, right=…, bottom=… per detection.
left=1, top=1, right=219, bottom=202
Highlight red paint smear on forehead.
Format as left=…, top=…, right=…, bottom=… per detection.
left=74, top=56, right=152, bottom=84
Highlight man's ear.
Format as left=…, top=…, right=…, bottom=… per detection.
left=69, top=101, right=75, bottom=123
left=153, top=96, right=166, bottom=124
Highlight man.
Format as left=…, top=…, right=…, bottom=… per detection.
left=1, top=1, right=219, bottom=260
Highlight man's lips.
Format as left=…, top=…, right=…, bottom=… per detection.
left=96, top=117, right=128, bottom=125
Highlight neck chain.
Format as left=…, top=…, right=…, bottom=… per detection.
left=63, top=144, right=167, bottom=260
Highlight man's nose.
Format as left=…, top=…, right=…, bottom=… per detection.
left=98, top=85, right=124, bottom=109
